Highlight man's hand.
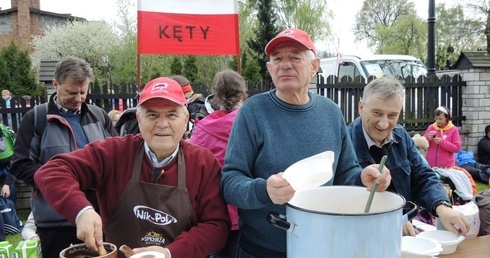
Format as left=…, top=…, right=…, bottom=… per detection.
left=402, top=221, right=419, bottom=236
left=267, top=173, right=295, bottom=204
left=360, top=164, right=391, bottom=191
left=75, top=208, right=104, bottom=252
left=1, top=184, right=10, bottom=198
left=437, top=205, right=471, bottom=236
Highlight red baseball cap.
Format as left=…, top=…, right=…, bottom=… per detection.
left=138, top=77, right=187, bottom=107
left=181, top=84, right=193, bottom=94
left=265, top=28, right=316, bottom=56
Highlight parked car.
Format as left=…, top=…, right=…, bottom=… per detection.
left=319, top=54, right=428, bottom=81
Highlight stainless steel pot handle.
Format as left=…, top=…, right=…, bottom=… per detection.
left=403, top=201, right=419, bottom=223
left=267, top=212, right=290, bottom=231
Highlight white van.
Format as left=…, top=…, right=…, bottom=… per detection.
left=319, top=54, right=427, bottom=81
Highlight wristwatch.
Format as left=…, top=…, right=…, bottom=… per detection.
left=433, top=200, right=453, bottom=217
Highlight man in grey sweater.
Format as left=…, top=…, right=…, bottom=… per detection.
left=220, top=28, right=391, bottom=258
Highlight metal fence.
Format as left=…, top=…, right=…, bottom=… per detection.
left=316, top=74, right=466, bottom=131
left=0, top=75, right=465, bottom=133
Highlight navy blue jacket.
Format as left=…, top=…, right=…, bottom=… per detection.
left=347, top=117, right=449, bottom=213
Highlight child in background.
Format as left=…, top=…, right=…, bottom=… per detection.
left=425, top=106, right=461, bottom=168
left=108, top=110, right=122, bottom=126
left=412, top=133, right=430, bottom=167
left=21, top=212, right=38, bottom=240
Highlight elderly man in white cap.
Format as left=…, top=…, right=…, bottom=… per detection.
left=34, top=77, right=230, bottom=257
left=220, top=28, right=391, bottom=257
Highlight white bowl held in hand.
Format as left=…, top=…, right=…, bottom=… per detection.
left=131, top=251, right=167, bottom=258
left=402, top=236, right=442, bottom=257
left=282, top=151, right=334, bottom=191
left=417, top=230, right=465, bottom=254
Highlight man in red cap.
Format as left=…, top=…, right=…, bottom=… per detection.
left=169, top=74, right=194, bottom=99
left=221, top=28, right=391, bottom=257
left=34, top=77, right=230, bottom=257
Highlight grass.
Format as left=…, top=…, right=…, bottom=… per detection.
left=476, top=180, right=490, bottom=193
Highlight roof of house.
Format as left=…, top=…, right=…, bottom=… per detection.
left=454, top=51, right=490, bottom=69
left=0, top=7, right=83, bottom=20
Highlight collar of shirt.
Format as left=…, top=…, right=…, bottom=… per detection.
left=362, top=125, right=393, bottom=149
left=55, top=97, right=81, bottom=114
left=144, top=142, right=179, bottom=168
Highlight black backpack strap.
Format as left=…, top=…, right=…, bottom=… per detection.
left=33, top=103, right=49, bottom=139
left=34, top=103, right=107, bottom=138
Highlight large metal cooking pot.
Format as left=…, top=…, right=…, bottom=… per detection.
left=268, top=186, right=417, bottom=258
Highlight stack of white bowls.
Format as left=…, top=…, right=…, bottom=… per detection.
left=417, top=230, right=465, bottom=254
left=401, top=236, right=442, bottom=258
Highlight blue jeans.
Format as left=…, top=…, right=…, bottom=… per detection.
left=461, top=163, right=490, bottom=183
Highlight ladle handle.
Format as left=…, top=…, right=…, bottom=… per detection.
left=98, top=244, right=108, bottom=255
left=119, top=245, right=137, bottom=256
left=364, top=155, right=387, bottom=213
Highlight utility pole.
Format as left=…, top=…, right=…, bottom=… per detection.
left=427, top=0, right=436, bottom=76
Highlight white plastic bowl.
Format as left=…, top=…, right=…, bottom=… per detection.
left=402, top=236, right=442, bottom=256
left=283, top=151, right=334, bottom=191
left=131, top=251, right=167, bottom=258
left=417, top=230, right=465, bottom=254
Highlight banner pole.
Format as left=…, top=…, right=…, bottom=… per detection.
left=237, top=54, right=241, bottom=75
left=137, top=54, right=141, bottom=92
left=235, top=10, right=241, bottom=74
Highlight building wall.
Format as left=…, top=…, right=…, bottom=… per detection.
left=461, top=69, right=490, bottom=157
left=39, top=14, right=70, bottom=31
left=0, top=11, right=30, bottom=49
left=0, top=14, right=13, bottom=35
left=0, top=0, right=72, bottom=51
left=11, top=0, right=40, bottom=9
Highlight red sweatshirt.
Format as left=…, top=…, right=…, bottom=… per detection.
left=34, top=134, right=230, bottom=257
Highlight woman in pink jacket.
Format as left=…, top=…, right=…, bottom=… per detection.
left=424, top=106, right=461, bottom=167
left=190, top=69, right=247, bottom=258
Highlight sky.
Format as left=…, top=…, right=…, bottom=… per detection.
left=326, top=0, right=453, bottom=56
left=0, top=0, right=122, bottom=21
left=0, top=0, right=457, bottom=56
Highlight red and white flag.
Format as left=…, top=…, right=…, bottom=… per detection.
left=137, top=0, right=239, bottom=55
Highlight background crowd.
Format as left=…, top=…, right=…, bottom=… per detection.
left=0, top=28, right=489, bottom=257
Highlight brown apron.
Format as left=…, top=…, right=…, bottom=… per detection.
left=104, top=144, right=193, bottom=255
